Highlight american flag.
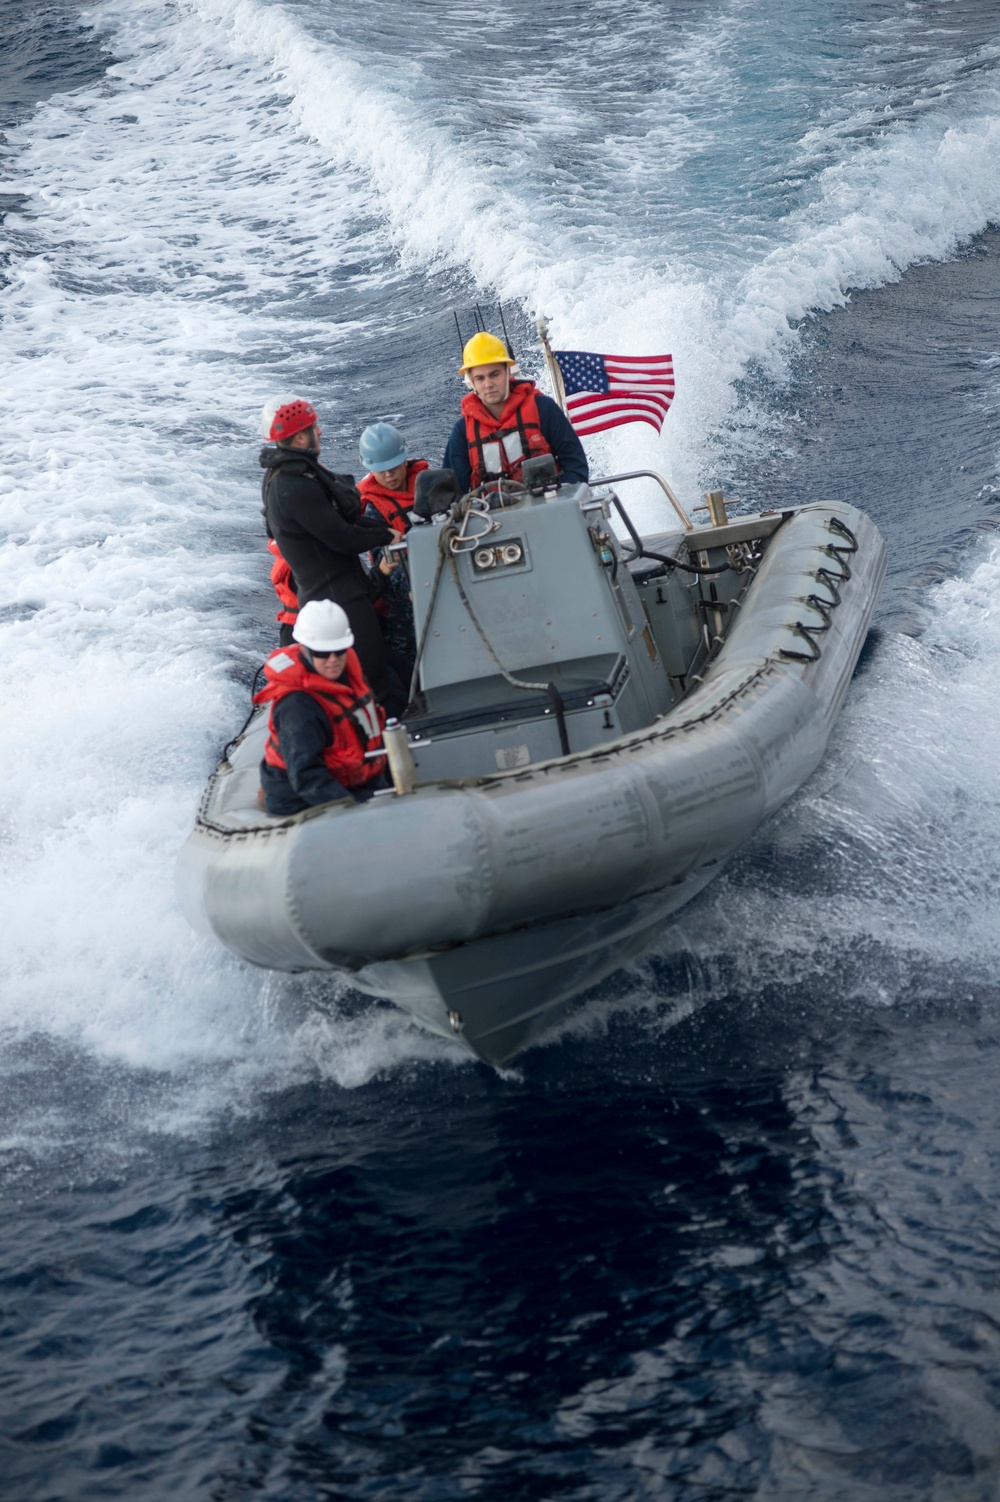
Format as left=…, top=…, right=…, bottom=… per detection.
left=553, top=350, right=675, bottom=437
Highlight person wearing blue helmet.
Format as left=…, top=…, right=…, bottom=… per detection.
left=357, top=423, right=429, bottom=534
left=357, top=422, right=427, bottom=704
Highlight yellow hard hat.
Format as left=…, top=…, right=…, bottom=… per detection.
left=458, top=331, right=515, bottom=373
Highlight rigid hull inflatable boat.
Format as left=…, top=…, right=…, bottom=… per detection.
left=177, top=470, right=886, bottom=1065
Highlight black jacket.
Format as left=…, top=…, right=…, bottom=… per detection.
left=260, top=446, right=394, bottom=607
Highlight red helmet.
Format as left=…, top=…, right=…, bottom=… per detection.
left=269, top=399, right=318, bottom=443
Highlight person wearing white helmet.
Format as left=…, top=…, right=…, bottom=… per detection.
left=442, top=332, right=588, bottom=494
left=258, top=395, right=396, bottom=704
left=253, top=599, right=387, bottom=816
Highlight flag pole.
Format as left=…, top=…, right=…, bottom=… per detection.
left=535, top=313, right=568, bottom=414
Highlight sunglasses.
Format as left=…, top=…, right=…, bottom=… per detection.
left=310, top=647, right=348, bottom=660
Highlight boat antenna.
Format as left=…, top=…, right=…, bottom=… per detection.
left=474, top=303, right=487, bottom=333
left=536, top=312, right=568, bottom=413
left=453, top=311, right=465, bottom=354
left=497, top=301, right=515, bottom=362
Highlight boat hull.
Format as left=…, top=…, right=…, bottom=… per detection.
left=176, top=501, right=886, bottom=1064
left=349, top=869, right=720, bottom=1064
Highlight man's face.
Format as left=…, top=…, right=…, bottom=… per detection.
left=373, top=462, right=408, bottom=490
left=469, top=364, right=510, bottom=411
left=309, top=648, right=348, bottom=681
left=290, top=423, right=321, bottom=452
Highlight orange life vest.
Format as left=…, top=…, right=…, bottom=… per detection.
left=462, top=380, right=552, bottom=487
left=254, top=645, right=386, bottom=788
left=357, top=459, right=429, bottom=534
left=267, top=539, right=298, bottom=625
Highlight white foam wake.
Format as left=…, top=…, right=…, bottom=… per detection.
left=733, top=114, right=1000, bottom=371
left=181, top=0, right=1000, bottom=511
left=0, top=1, right=467, bottom=1109
left=1, top=0, right=998, bottom=1132
left=640, top=541, right=1000, bottom=1013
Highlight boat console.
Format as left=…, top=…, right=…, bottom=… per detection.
left=399, top=476, right=771, bottom=781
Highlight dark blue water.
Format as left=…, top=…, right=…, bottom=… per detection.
left=3, top=1, right=1000, bottom=1497
left=7, top=989, right=1000, bottom=1498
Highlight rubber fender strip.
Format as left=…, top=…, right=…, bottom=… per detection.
left=828, top=516, right=859, bottom=552
left=778, top=624, right=823, bottom=663
left=813, top=566, right=843, bottom=606
left=802, top=593, right=835, bottom=629
left=822, top=544, right=853, bottom=583
left=823, top=515, right=858, bottom=583
left=222, top=663, right=267, bottom=763
left=779, top=588, right=838, bottom=662
left=777, top=515, right=861, bottom=664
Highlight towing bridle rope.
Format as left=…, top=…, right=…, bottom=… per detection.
left=778, top=516, right=859, bottom=664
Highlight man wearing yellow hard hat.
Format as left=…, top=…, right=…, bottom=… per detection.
left=442, top=331, right=589, bottom=494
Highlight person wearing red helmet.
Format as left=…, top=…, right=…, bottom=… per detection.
left=259, top=396, right=397, bottom=705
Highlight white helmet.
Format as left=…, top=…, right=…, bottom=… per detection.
left=293, top=599, right=354, bottom=652
left=260, top=393, right=305, bottom=440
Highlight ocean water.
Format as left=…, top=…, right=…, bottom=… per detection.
left=2, top=0, right=1000, bottom=1496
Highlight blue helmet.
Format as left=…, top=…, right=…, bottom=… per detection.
left=359, top=422, right=408, bottom=471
